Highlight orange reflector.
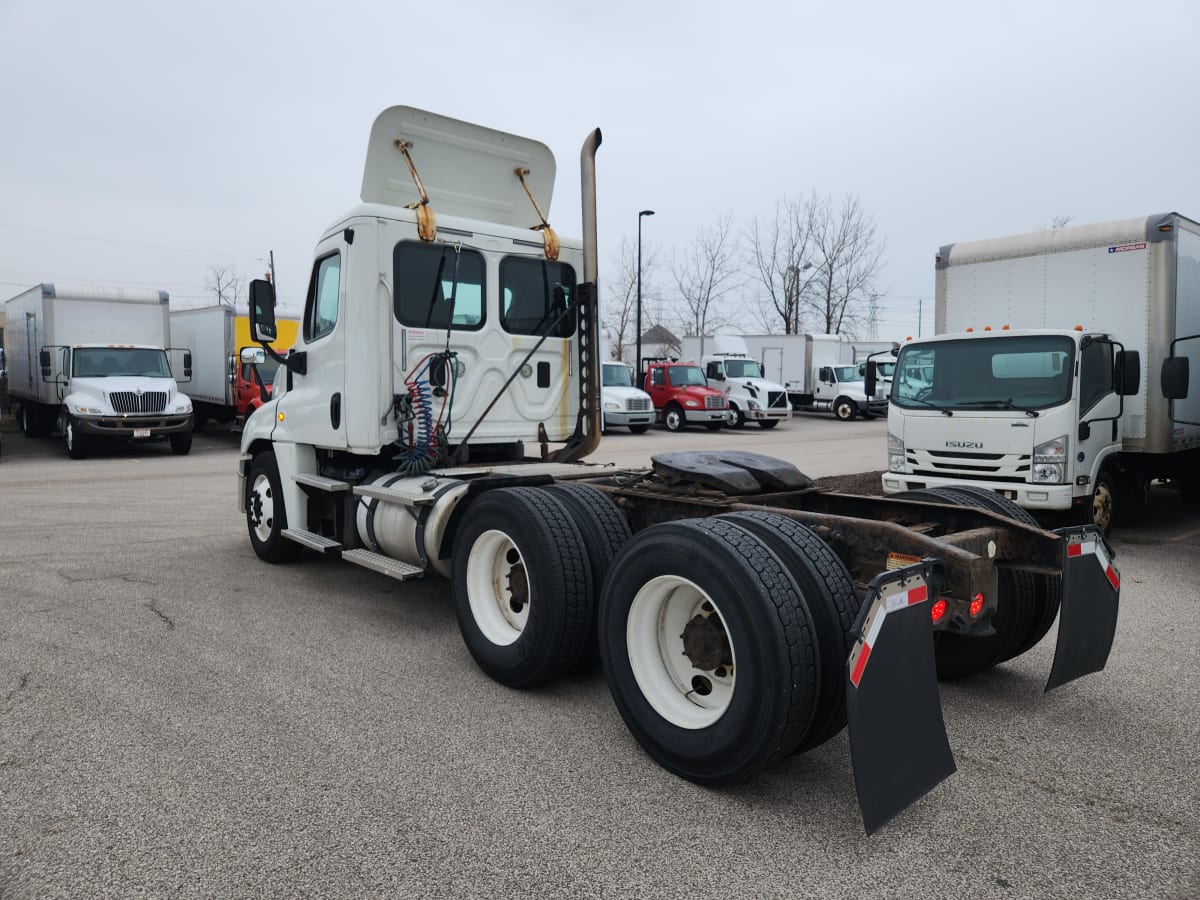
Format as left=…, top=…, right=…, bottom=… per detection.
left=984, top=325, right=992, bottom=331
left=930, top=599, right=948, bottom=623
left=1002, top=324, right=1010, bottom=330
left=970, top=593, right=985, bottom=617
left=966, top=327, right=974, bottom=332
left=1074, top=324, right=1084, bottom=331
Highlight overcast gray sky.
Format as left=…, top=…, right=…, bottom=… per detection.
left=2, top=0, right=1197, bottom=340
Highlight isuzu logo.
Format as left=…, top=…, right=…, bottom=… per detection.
left=946, top=440, right=983, bottom=448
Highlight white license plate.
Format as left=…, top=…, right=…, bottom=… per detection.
left=133, top=428, right=151, bottom=438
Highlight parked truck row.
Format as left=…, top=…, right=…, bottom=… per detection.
left=237, top=105, right=1122, bottom=833
left=882, top=212, right=1200, bottom=531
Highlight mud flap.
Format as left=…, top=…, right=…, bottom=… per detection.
left=847, top=561, right=956, bottom=835
left=1046, top=526, right=1120, bottom=692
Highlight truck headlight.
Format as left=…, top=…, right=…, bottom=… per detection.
left=747, top=398, right=761, bottom=410
left=604, top=401, right=620, bottom=411
left=888, top=432, right=906, bottom=473
left=174, top=400, right=193, bottom=414
left=1033, top=434, right=1068, bottom=483
left=685, top=399, right=699, bottom=408
left=74, top=405, right=103, bottom=415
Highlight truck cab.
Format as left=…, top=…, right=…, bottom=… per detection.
left=642, top=360, right=728, bottom=432
left=601, top=361, right=654, bottom=433
left=813, top=364, right=884, bottom=421
left=701, top=354, right=790, bottom=429
left=882, top=329, right=1139, bottom=530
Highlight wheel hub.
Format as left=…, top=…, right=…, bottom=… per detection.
left=680, top=612, right=732, bottom=671
left=506, top=563, right=529, bottom=613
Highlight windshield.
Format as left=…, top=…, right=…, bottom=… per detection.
left=602, top=363, right=633, bottom=388
left=832, top=366, right=859, bottom=382
left=723, top=358, right=764, bottom=379
left=73, top=347, right=172, bottom=378
left=862, top=361, right=895, bottom=378
left=667, top=365, right=707, bottom=387
left=893, top=336, right=1074, bottom=410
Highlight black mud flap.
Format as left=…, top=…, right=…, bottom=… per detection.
left=1046, top=526, right=1120, bottom=692
left=847, top=561, right=956, bottom=835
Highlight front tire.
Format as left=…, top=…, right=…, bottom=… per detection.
left=833, top=397, right=857, bottom=421
left=170, top=431, right=193, bottom=455
left=599, top=519, right=820, bottom=784
left=758, top=419, right=779, bottom=429
left=1076, top=469, right=1117, bottom=533
left=727, top=404, right=746, bottom=429
left=663, top=405, right=686, bottom=432
left=246, top=452, right=299, bottom=563
left=453, top=488, right=593, bottom=687
left=629, top=423, right=650, bottom=434
left=65, top=416, right=88, bottom=459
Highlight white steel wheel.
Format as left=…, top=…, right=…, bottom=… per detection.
left=245, top=452, right=298, bottom=563
left=627, top=575, right=736, bottom=729
left=248, top=471, right=276, bottom=544
left=464, top=528, right=529, bottom=647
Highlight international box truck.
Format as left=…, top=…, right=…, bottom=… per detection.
left=881, top=212, right=1200, bottom=531
left=4, top=284, right=194, bottom=458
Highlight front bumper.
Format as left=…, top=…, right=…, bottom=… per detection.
left=75, top=413, right=194, bottom=440
left=685, top=408, right=728, bottom=423
left=881, top=472, right=1075, bottom=511
left=605, top=411, right=655, bottom=427
left=746, top=407, right=791, bottom=421
left=862, top=398, right=889, bottom=415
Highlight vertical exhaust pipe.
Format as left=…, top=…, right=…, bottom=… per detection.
left=555, top=127, right=603, bottom=462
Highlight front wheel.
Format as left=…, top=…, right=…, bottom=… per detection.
left=727, top=404, right=746, bottom=429
left=758, top=419, right=779, bottom=429
left=833, top=397, right=857, bottom=421
left=65, top=416, right=88, bottom=459
left=629, top=423, right=650, bottom=434
left=1076, top=470, right=1116, bottom=533
left=169, top=431, right=192, bottom=455
left=246, top=452, right=299, bottom=563
left=663, top=405, right=686, bottom=432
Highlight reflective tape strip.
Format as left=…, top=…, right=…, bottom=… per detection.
left=1067, top=539, right=1119, bottom=589
left=850, top=583, right=929, bottom=688
left=1068, top=539, right=1097, bottom=558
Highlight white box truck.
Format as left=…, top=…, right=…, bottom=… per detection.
left=734, top=333, right=889, bottom=420
left=4, top=284, right=195, bottom=458
left=679, top=335, right=791, bottom=428
left=881, top=212, right=1200, bottom=530
left=600, top=360, right=654, bottom=433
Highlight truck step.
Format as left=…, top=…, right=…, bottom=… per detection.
left=282, top=528, right=342, bottom=552
left=341, top=549, right=424, bottom=580
left=295, top=473, right=351, bottom=492
left=353, top=483, right=437, bottom=506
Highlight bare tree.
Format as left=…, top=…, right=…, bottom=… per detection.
left=746, top=194, right=821, bottom=334
left=671, top=212, right=740, bottom=342
left=804, top=194, right=885, bottom=336
left=1049, top=215, right=1075, bottom=229
left=206, top=264, right=246, bottom=308
left=603, top=236, right=658, bottom=361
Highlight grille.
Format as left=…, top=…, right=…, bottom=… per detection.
left=626, top=398, right=651, bottom=412
left=704, top=395, right=725, bottom=410
left=906, top=449, right=1032, bottom=481
left=767, top=391, right=785, bottom=408
left=109, top=391, right=168, bottom=414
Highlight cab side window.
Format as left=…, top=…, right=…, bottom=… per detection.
left=1079, top=340, right=1113, bottom=415
left=304, top=254, right=341, bottom=342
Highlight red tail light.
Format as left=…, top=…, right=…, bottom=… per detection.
left=969, top=593, right=985, bottom=617
left=930, top=599, right=948, bottom=623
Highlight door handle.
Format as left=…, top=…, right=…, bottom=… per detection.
left=330, top=392, right=341, bottom=429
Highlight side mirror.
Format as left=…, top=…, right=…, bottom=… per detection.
left=1161, top=356, right=1189, bottom=400
left=1115, top=349, right=1140, bottom=396
left=241, top=347, right=266, bottom=365
left=249, top=279, right=278, bottom=343
left=39, top=348, right=51, bottom=380
left=864, top=361, right=878, bottom=398
left=183, top=351, right=192, bottom=379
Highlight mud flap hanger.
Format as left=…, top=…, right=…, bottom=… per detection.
left=1046, top=525, right=1120, bottom=692
left=846, top=559, right=955, bottom=835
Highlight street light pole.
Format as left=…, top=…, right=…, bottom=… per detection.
left=636, top=209, right=655, bottom=382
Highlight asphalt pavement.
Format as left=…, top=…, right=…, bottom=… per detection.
left=1, top=418, right=1197, bottom=898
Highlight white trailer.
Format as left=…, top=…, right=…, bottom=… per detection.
left=679, top=335, right=791, bottom=428
left=882, top=211, right=1200, bottom=529
left=4, top=283, right=194, bottom=458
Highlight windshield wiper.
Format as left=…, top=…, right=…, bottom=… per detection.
left=957, top=398, right=1041, bottom=418
left=902, top=396, right=953, bottom=416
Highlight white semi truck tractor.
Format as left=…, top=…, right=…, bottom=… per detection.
left=238, top=106, right=1122, bottom=833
